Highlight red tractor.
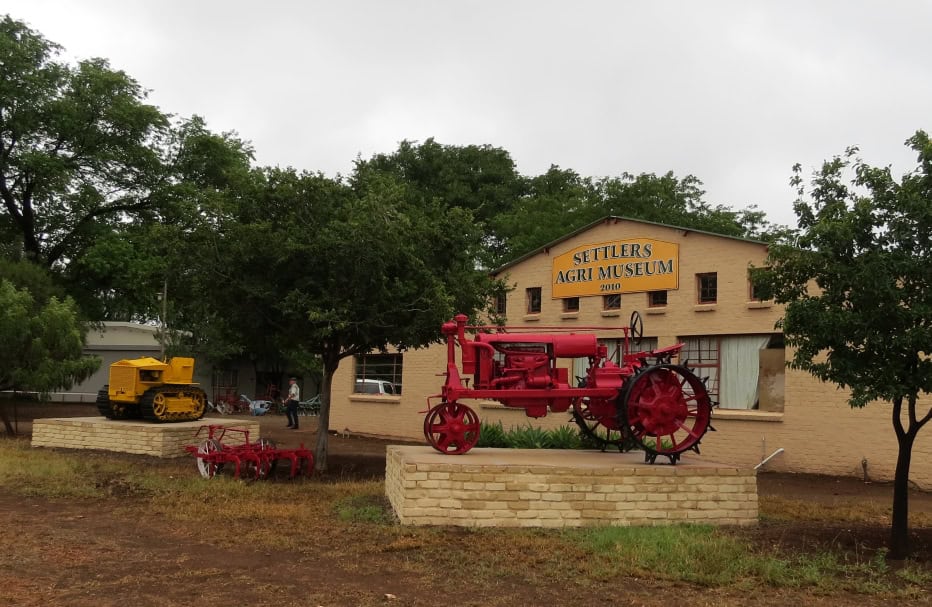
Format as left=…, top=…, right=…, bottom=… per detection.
left=424, top=312, right=714, bottom=464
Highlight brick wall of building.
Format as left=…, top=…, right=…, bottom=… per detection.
left=332, top=218, right=932, bottom=487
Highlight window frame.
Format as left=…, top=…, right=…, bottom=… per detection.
left=747, top=270, right=769, bottom=302
left=697, top=272, right=718, bottom=304
left=563, top=297, right=580, bottom=313
left=526, top=287, right=542, bottom=314
left=493, top=293, right=507, bottom=315
left=354, top=353, right=403, bottom=395
left=679, top=336, right=720, bottom=403
left=648, top=290, right=668, bottom=307
left=602, top=293, right=621, bottom=310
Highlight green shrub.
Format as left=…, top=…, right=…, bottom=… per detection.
left=547, top=425, right=582, bottom=450
left=505, top=424, right=551, bottom=449
left=477, top=422, right=597, bottom=450
left=476, top=421, right=508, bottom=447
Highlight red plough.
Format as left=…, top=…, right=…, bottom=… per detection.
left=185, top=424, right=314, bottom=480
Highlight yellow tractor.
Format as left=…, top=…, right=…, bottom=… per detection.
left=96, top=357, right=208, bottom=422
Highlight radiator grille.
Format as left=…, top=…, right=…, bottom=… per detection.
left=110, top=366, right=137, bottom=395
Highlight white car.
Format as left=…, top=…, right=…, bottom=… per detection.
left=354, top=379, right=399, bottom=395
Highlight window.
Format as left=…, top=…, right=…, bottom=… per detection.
left=679, top=336, right=720, bottom=403
left=648, top=290, right=667, bottom=307
left=563, top=297, right=579, bottom=313
left=493, top=293, right=507, bottom=315
left=748, top=270, right=768, bottom=301
left=603, top=293, right=621, bottom=310
left=680, top=334, right=779, bottom=410
left=526, top=287, right=542, bottom=314
left=697, top=273, right=717, bottom=304
left=354, top=353, right=402, bottom=394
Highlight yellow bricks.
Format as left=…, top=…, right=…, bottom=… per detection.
left=31, top=417, right=260, bottom=458
left=333, top=217, right=932, bottom=486
left=386, top=446, right=758, bottom=528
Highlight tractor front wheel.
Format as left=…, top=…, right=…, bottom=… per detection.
left=423, top=401, right=480, bottom=455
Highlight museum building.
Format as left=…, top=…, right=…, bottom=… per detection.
left=330, top=216, right=932, bottom=486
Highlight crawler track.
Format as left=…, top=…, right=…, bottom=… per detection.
left=139, top=385, right=207, bottom=422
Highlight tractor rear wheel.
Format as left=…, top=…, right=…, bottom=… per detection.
left=620, top=364, right=712, bottom=464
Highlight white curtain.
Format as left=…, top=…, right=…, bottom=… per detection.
left=719, top=335, right=771, bottom=409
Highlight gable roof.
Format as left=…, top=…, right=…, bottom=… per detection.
left=493, top=215, right=767, bottom=274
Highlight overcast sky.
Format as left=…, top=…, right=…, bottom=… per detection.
left=5, top=1, right=931, bottom=227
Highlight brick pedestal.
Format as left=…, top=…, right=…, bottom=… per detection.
left=31, top=417, right=261, bottom=458
left=386, top=446, right=758, bottom=528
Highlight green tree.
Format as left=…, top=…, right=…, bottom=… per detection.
left=492, top=170, right=792, bottom=264
left=178, top=166, right=498, bottom=470
left=0, top=15, right=169, bottom=268
left=355, top=138, right=527, bottom=265
left=490, top=166, right=598, bottom=259
left=0, top=262, right=99, bottom=434
left=755, top=132, right=932, bottom=559
left=58, top=116, right=256, bottom=322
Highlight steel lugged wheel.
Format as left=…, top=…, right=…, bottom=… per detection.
left=424, top=401, right=480, bottom=455
left=196, top=439, right=224, bottom=479
left=621, top=364, right=712, bottom=464
left=152, top=392, right=169, bottom=418
left=571, top=397, right=629, bottom=451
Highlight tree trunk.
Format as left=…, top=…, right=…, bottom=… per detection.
left=314, top=354, right=339, bottom=472
left=890, top=431, right=914, bottom=559
left=0, top=402, right=15, bottom=436
left=888, top=392, right=931, bottom=560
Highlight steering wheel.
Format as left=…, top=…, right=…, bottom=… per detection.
left=629, top=310, right=643, bottom=347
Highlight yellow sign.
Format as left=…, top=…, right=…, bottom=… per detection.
left=552, top=238, right=679, bottom=298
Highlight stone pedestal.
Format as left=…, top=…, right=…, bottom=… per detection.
left=386, top=446, right=758, bottom=528
left=31, top=417, right=261, bottom=458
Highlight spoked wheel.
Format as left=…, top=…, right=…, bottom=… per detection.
left=423, top=401, right=480, bottom=455
left=152, top=392, right=169, bottom=419
left=571, top=397, right=630, bottom=451
left=196, top=439, right=224, bottom=479
left=621, top=364, right=712, bottom=464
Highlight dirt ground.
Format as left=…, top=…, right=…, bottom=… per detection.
left=2, top=402, right=932, bottom=606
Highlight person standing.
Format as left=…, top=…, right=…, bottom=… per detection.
left=285, top=377, right=300, bottom=429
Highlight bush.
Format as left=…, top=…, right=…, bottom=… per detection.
left=546, top=425, right=582, bottom=450
left=476, top=422, right=587, bottom=450
left=506, top=424, right=551, bottom=449
left=476, top=421, right=508, bottom=448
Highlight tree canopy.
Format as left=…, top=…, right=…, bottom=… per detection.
left=175, top=166, right=499, bottom=470
left=0, top=260, right=99, bottom=433
left=0, top=16, right=168, bottom=268
left=755, top=132, right=932, bottom=558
